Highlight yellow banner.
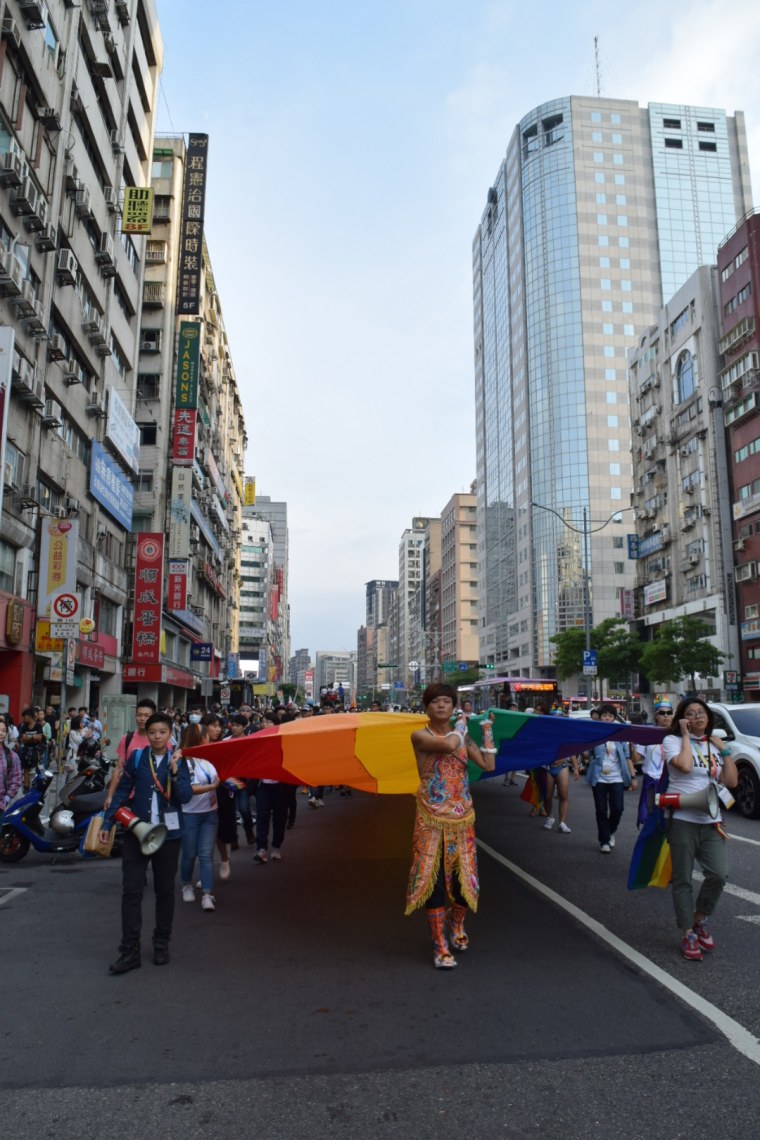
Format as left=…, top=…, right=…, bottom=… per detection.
left=35, top=619, right=64, bottom=653
left=244, top=479, right=256, bottom=506
left=123, top=187, right=154, bottom=233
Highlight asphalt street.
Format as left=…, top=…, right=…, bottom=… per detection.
left=1, top=775, right=759, bottom=1138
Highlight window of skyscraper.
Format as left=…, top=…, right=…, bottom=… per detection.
left=665, top=138, right=683, bottom=149
left=663, top=118, right=681, bottom=129
left=675, top=350, right=695, bottom=403
left=699, top=142, right=717, bottom=152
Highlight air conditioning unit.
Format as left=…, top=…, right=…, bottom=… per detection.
left=74, top=186, right=92, bottom=217
left=63, top=365, right=82, bottom=386
left=689, top=554, right=699, bottom=566
left=82, top=315, right=100, bottom=335
left=679, top=447, right=690, bottom=458
left=85, top=395, right=107, bottom=418
left=110, top=129, right=125, bottom=155
left=64, top=495, right=80, bottom=513
left=115, top=0, right=130, bottom=23
left=103, top=31, right=116, bottom=54
left=52, top=506, right=69, bottom=519
left=35, top=222, right=56, bottom=252
left=12, top=176, right=38, bottom=216
left=17, top=481, right=40, bottom=507
left=1, top=18, right=21, bottom=48
left=56, top=248, right=78, bottom=285
left=104, top=186, right=118, bottom=212
left=95, top=231, right=114, bottom=264
left=25, top=191, right=48, bottom=232
left=734, top=539, right=746, bottom=552
left=37, top=107, right=62, bottom=132
left=70, top=87, right=85, bottom=116
left=0, top=250, right=22, bottom=297
left=64, top=157, right=79, bottom=191
left=42, top=399, right=63, bottom=428
left=18, top=1, right=46, bottom=30
left=48, top=334, right=66, bottom=361
left=25, top=298, right=46, bottom=337
left=15, top=278, right=36, bottom=316
left=0, top=150, right=23, bottom=187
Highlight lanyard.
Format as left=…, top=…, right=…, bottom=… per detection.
left=691, top=738, right=717, bottom=779
left=148, top=751, right=171, bottom=802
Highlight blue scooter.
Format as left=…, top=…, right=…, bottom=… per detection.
left=0, top=766, right=109, bottom=863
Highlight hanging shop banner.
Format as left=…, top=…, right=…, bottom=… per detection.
left=106, top=387, right=141, bottom=473
left=169, top=466, right=193, bottom=559
left=244, top=478, right=256, bottom=506
left=176, top=133, right=209, bottom=315
left=175, top=322, right=200, bottom=409
left=90, top=441, right=135, bottom=531
left=131, top=533, right=164, bottom=663
left=172, top=408, right=197, bottom=464
left=37, top=517, right=79, bottom=618
left=122, top=187, right=155, bottom=234
left=167, top=559, right=188, bottom=612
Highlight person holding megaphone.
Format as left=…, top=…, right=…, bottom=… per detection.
left=100, top=712, right=192, bottom=975
left=662, top=698, right=738, bottom=962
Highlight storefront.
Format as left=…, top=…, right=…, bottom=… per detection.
left=0, top=592, right=35, bottom=716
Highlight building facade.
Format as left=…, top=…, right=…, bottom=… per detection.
left=244, top=490, right=289, bottom=684
left=0, top=0, right=163, bottom=712
left=239, top=512, right=273, bottom=673
left=629, top=265, right=739, bottom=695
left=716, top=211, right=760, bottom=697
left=440, top=487, right=479, bottom=668
left=473, top=96, right=752, bottom=679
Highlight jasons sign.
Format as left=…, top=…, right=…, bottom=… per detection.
left=175, top=323, right=200, bottom=410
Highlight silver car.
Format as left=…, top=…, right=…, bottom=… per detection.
left=708, top=702, right=760, bottom=819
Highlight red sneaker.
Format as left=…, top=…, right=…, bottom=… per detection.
left=693, top=919, right=715, bottom=952
left=681, top=931, right=703, bottom=961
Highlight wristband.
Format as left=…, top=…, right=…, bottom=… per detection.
left=720, top=748, right=731, bottom=758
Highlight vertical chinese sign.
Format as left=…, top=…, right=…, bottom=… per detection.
left=38, top=518, right=79, bottom=618
left=131, top=534, right=164, bottom=663
left=122, top=187, right=155, bottom=234
left=176, top=133, right=209, bottom=315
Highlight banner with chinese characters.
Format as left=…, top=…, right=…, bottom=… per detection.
left=131, top=534, right=164, bottom=663
left=176, top=133, right=209, bottom=315
left=172, top=407, right=197, bottom=464
left=167, top=559, right=188, bottom=612
left=122, top=187, right=155, bottom=234
left=174, top=322, right=200, bottom=410
left=244, top=478, right=256, bottom=506
left=168, top=466, right=192, bottom=559
left=38, top=517, right=79, bottom=619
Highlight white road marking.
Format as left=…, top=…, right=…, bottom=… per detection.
left=478, top=839, right=760, bottom=1067
left=726, top=832, right=760, bottom=847
left=693, top=871, right=760, bottom=908
left=737, top=916, right=760, bottom=925
left=0, top=888, right=27, bottom=907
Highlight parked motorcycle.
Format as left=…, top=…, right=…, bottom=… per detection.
left=0, top=764, right=114, bottom=863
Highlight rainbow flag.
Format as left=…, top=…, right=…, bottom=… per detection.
left=627, top=807, right=672, bottom=890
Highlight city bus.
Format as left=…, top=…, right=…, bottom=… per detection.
left=459, top=676, right=561, bottom=712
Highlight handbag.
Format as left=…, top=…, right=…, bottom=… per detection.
left=83, top=812, right=115, bottom=858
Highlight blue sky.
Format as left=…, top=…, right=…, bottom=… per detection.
left=154, top=0, right=760, bottom=657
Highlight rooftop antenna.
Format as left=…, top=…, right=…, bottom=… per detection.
left=594, top=35, right=601, bottom=98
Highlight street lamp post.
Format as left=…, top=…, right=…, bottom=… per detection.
left=531, top=501, right=636, bottom=700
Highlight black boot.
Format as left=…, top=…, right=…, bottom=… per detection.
left=109, top=943, right=141, bottom=975
left=153, top=944, right=170, bottom=966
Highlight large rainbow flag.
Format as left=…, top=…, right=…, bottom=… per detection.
left=184, top=709, right=667, bottom=797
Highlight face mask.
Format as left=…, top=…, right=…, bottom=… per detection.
left=189, top=714, right=201, bottom=724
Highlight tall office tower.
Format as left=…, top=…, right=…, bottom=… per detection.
left=473, top=97, right=752, bottom=677
left=440, top=488, right=479, bottom=667
left=398, top=517, right=440, bottom=688
left=365, top=579, right=398, bottom=628
left=248, top=492, right=289, bottom=680
left=239, top=514, right=274, bottom=670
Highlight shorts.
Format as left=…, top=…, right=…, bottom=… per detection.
left=547, top=761, right=569, bottom=778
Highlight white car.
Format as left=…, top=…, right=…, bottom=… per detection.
left=708, top=703, right=760, bottom=819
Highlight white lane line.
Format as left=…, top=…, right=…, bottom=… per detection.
left=693, top=871, right=760, bottom=908
left=478, top=839, right=760, bottom=1067
left=726, top=832, right=760, bottom=847
left=737, top=916, right=760, bottom=925
left=0, top=888, right=27, bottom=907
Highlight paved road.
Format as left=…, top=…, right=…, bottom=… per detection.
left=1, top=776, right=759, bottom=1138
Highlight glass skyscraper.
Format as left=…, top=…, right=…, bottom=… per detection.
left=473, top=96, right=752, bottom=676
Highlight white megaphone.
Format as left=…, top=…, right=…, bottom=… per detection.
left=655, top=782, right=720, bottom=820
left=114, top=807, right=167, bottom=855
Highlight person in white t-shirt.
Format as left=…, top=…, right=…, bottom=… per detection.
left=176, top=724, right=220, bottom=913
left=663, top=697, right=738, bottom=962
left=636, top=700, right=673, bottom=827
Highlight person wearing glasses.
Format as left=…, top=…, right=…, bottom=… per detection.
left=663, top=697, right=738, bottom=961
left=636, top=700, right=673, bottom=827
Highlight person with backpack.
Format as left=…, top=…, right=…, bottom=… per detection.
left=104, top=698, right=157, bottom=809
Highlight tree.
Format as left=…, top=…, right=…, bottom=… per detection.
left=550, top=618, right=641, bottom=691
left=639, top=616, right=727, bottom=693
